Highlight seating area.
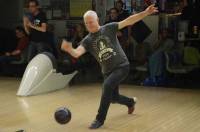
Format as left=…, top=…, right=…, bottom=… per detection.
left=0, top=0, right=200, bottom=89
left=0, top=25, right=200, bottom=88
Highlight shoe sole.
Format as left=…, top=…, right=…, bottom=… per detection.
left=133, top=97, right=137, bottom=104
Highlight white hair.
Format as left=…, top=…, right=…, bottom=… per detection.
left=83, top=10, right=98, bottom=20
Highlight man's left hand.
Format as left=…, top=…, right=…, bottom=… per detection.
left=145, top=4, right=158, bottom=16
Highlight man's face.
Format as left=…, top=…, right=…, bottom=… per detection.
left=16, top=30, right=24, bottom=39
left=131, top=1, right=136, bottom=8
left=76, top=24, right=83, bottom=32
left=116, top=2, right=123, bottom=11
left=84, top=16, right=99, bottom=33
left=110, top=9, right=118, bottom=20
left=29, top=2, right=39, bottom=14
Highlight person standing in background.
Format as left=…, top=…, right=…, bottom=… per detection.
left=23, top=0, right=52, bottom=61
left=94, top=0, right=107, bottom=25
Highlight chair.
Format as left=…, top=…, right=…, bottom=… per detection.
left=164, top=52, right=199, bottom=74
left=164, top=51, right=200, bottom=85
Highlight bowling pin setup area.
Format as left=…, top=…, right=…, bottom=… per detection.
left=0, top=53, right=200, bottom=132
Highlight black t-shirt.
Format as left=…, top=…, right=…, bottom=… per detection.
left=118, top=10, right=130, bottom=21
left=104, top=19, right=119, bottom=25
left=81, top=22, right=129, bottom=74
left=30, top=11, right=48, bottom=43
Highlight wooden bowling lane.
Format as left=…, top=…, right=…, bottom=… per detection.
left=0, top=77, right=200, bottom=132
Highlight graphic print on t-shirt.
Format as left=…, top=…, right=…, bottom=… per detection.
left=95, top=35, right=116, bottom=62
left=33, top=19, right=41, bottom=27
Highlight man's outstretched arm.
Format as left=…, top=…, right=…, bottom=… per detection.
left=61, top=39, right=86, bottom=58
left=118, top=4, right=158, bottom=30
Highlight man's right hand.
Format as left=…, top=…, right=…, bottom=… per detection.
left=61, top=39, right=86, bottom=58
left=61, top=40, right=73, bottom=52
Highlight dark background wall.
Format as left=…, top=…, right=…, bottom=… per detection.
left=0, top=0, right=24, bottom=29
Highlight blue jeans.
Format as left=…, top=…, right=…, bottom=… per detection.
left=27, top=41, right=52, bottom=62
left=148, top=50, right=165, bottom=78
left=0, top=55, right=20, bottom=63
left=96, top=65, right=133, bottom=123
